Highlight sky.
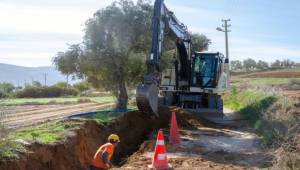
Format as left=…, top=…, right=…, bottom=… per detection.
left=0, top=0, right=299, bottom=67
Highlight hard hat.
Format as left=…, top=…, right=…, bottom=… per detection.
left=108, top=134, right=120, bottom=143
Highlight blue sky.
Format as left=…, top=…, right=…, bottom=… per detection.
left=0, top=0, right=299, bottom=67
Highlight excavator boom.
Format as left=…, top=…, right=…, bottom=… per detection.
left=136, top=0, right=191, bottom=115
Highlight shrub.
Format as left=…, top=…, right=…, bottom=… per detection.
left=77, top=98, right=92, bottom=103
left=54, top=82, right=69, bottom=88
left=0, top=82, right=15, bottom=98
left=0, top=83, right=14, bottom=94
left=73, top=81, right=90, bottom=93
left=0, top=91, right=6, bottom=98
left=16, top=86, right=78, bottom=98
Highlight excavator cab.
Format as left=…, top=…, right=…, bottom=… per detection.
left=191, top=52, right=224, bottom=89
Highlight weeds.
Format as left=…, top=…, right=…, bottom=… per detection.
left=0, top=105, right=22, bottom=160
left=224, top=88, right=300, bottom=169
left=289, top=79, right=300, bottom=86
left=273, top=124, right=300, bottom=170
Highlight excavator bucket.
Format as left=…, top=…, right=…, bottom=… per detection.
left=136, top=83, right=159, bottom=117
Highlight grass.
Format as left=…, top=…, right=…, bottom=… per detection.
left=223, top=88, right=276, bottom=143
left=9, top=121, right=82, bottom=144
left=10, top=109, right=131, bottom=144
left=223, top=87, right=297, bottom=145
left=0, top=120, right=81, bottom=161
left=0, top=142, right=24, bottom=161
left=0, top=96, right=115, bottom=106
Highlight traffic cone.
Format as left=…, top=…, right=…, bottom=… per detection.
left=169, top=112, right=180, bottom=145
left=148, top=130, right=172, bottom=170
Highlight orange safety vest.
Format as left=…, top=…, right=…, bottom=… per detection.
left=91, top=143, right=115, bottom=169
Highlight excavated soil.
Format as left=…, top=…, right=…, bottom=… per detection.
left=118, top=127, right=269, bottom=170
left=0, top=106, right=203, bottom=170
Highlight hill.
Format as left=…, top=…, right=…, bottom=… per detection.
left=0, top=63, right=77, bottom=86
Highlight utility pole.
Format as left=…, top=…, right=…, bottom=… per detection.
left=31, top=76, right=34, bottom=85
left=216, top=19, right=231, bottom=59
left=42, top=73, right=48, bottom=86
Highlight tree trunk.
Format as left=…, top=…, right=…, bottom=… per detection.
left=115, top=80, right=128, bottom=111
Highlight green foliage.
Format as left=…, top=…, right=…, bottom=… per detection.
left=0, top=142, right=23, bottom=161
left=16, top=86, right=78, bottom=98
left=53, top=0, right=154, bottom=109
left=73, top=81, right=90, bottom=92
left=0, top=82, right=15, bottom=98
left=0, top=106, right=24, bottom=161
left=10, top=121, right=81, bottom=144
left=32, top=81, right=42, bottom=88
left=0, top=91, right=6, bottom=98
left=190, top=33, right=211, bottom=52
left=256, top=60, right=269, bottom=70
left=223, top=90, right=296, bottom=145
left=243, top=58, right=257, bottom=71
left=230, top=60, right=243, bottom=71
left=231, top=59, right=296, bottom=71
left=54, top=82, right=69, bottom=88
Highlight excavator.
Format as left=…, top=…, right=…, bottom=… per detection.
left=136, top=0, right=230, bottom=119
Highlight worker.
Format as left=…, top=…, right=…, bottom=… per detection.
left=90, top=134, right=120, bottom=170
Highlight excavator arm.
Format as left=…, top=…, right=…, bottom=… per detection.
left=136, top=0, right=191, bottom=115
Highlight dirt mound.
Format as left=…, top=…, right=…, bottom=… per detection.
left=0, top=106, right=202, bottom=170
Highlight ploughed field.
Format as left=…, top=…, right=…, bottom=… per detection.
left=1, top=102, right=114, bottom=129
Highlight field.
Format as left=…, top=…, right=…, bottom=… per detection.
left=231, top=69, right=300, bottom=100
left=0, top=96, right=115, bottom=106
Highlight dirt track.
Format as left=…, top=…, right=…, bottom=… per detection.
left=116, top=109, right=270, bottom=170
left=1, top=102, right=114, bottom=129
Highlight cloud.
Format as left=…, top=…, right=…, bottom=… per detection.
left=0, top=0, right=299, bottom=67
left=0, top=52, right=54, bottom=67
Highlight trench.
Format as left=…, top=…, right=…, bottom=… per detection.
left=0, top=107, right=202, bottom=170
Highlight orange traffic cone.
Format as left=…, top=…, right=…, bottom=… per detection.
left=148, top=130, right=172, bottom=170
left=169, top=112, right=180, bottom=145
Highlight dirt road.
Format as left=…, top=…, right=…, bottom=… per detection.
left=1, top=102, right=114, bottom=129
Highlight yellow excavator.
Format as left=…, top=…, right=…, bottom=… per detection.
left=136, top=0, right=230, bottom=119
